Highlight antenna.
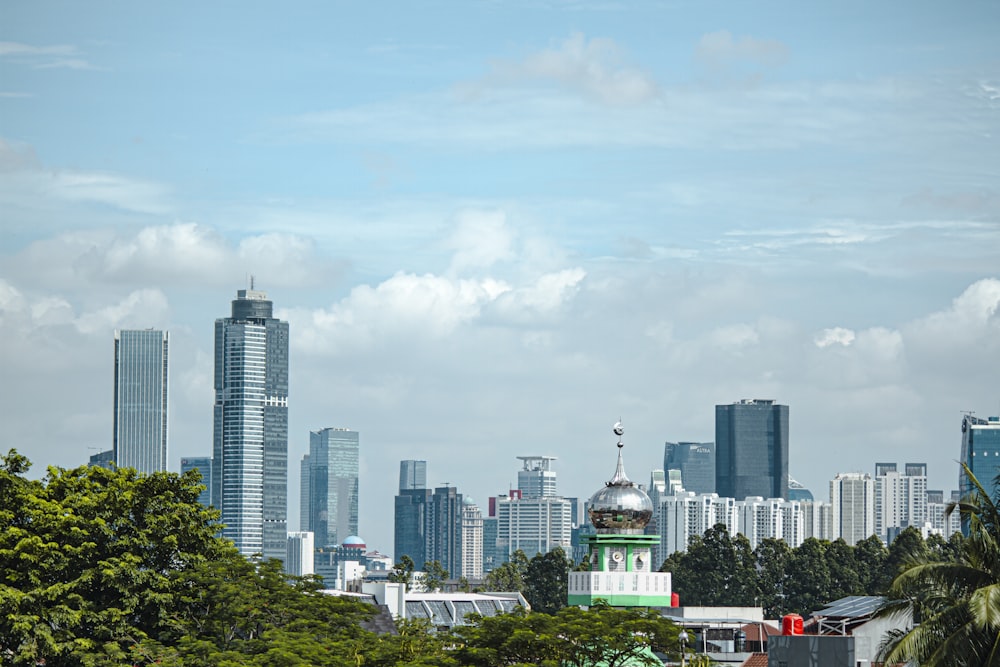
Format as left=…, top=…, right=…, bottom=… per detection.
left=250, top=274, right=255, bottom=291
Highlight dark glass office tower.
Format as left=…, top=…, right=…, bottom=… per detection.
left=302, top=427, right=360, bottom=548
left=663, top=441, right=716, bottom=494
left=212, top=288, right=289, bottom=561
left=180, top=456, right=212, bottom=506
left=715, top=399, right=789, bottom=500
left=399, top=459, right=427, bottom=491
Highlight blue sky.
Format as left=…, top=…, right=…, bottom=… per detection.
left=2, top=1, right=999, bottom=555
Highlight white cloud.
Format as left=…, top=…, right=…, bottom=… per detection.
left=8, top=223, right=330, bottom=290
left=815, top=326, right=855, bottom=348
left=74, top=289, right=170, bottom=335
left=0, top=41, right=96, bottom=69
left=445, top=210, right=517, bottom=275
left=481, top=32, right=660, bottom=106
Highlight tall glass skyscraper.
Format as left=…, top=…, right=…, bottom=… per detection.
left=301, top=427, right=360, bottom=549
left=113, top=329, right=169, bottom=473
left=960, top=415, right=1000, bottom=506
left=180, top=456, right=212, bottom=506
left=212, top=288, right=289, bottom=560
left=663, top=441, right=716, bottom=494
left=399, top=459, right=427, bottom=491
left=715, top=399, right=789, bottom=500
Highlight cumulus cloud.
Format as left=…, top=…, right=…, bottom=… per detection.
left=815, top=326, right=855, bottom=347
left=445, top=210, right=517, bottom=275
left=473, top=32, right=659, bottom=106
left=9, top=223, right=329, bottom=290
left=74, top=289, right=170, bottom=335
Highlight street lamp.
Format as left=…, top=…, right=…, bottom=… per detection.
left=678, top=629, right=689, bottom=667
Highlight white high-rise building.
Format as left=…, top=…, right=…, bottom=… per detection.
left=113, top=329, right=169, bottom=473
left=874, top=462, right=928, bottom=541
left=286, top=531, right=315, bottom=577
left=801, top=500, right=834, bottom=541
left=655, top=492, right=738, bottom=564
left=462, top=498, right=484, bottom=579
left=496, top=495, right=573, bottom=558
left=830, top=472, right=875, bottom=546
left=736, top=496, right=803, bottom=549
left=926, top=490, right=962, bottom=538
left=517, top=456, right=558, bottom=498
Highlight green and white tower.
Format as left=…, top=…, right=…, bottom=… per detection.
left=567, top=421, right=672, bottom=607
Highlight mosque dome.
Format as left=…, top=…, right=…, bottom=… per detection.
left=587, top=422, right=653, bottom=534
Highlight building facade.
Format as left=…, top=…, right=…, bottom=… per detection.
left=517, top=456, right=558, bottom=498
left=462, top=498, right=484, bottom=579
left=654, top=491, right=738, bottom=564
left=663, top=441, right=716, bottom=494
left=212, top=288, right=289, bottom=561
left=801, top=499, right=834, bottom=541
left=830, top=472, right=875, bottom=546
left=113, top=329, right=169, bottom=473
left=302, top=427, right=360, bottom=549
left=736, top=496, right=803, bottom=550
left=399, top=459, right=427, bottom=491
left=180, top=456, right=212, bottom=506
left=874, top=462, right=928, bottom=542
left=960, top=415, right=1000, bottom=505
left=715, top=399, right=789, bottom=501
left=286, top=531, right=315, bottom=577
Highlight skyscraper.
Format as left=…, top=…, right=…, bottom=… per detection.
left=663, top=442, right=716, bottom=494
left=113, top=329, right=168, bottom=473
left=517, top=456, right=558, bottom=497
left=960, top=415, right=1000, bottom=505
left=874, top=462, right=928, bottom=542
left=395, top=459, right=431, bottom=565
left=286, top=531, right=315, bottom=577
left=399, top=460, right=427, bottom=491
left=462, top=498, right=484, bottom=579
left=301, top=427, right=360, bottom=549
left=715, top=399, right=789, bottom=500
left=428, top=485, right=464, bottom=578
left=212, top=288, right=289, bottom=560
left=180, top=456, right=212, bottom=506
left=830, top=472, right=875, bottom=546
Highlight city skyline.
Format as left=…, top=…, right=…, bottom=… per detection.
left=2, top=2, right=999, bottom=558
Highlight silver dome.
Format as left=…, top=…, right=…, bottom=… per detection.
left=587, top=423, right=653, bottom=533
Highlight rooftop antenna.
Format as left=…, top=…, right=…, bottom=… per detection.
left=250, top=274, right=255, bottom=291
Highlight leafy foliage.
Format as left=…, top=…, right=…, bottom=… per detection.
left=661, top=521, right=966, bottom=617
left=876, top=465, right=1000, bottom=666
left=523, top=547, right=572, bottom=614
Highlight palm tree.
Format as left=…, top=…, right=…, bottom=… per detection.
left=876, top=464, right=1000, bottom=665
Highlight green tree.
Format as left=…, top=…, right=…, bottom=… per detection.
left=524, top=547, right=571, bottom=614
left=452, top=602, right=681, bottom=667
left=388, top=555, right=416, bottom=586
left=664, top=524, right=757, bottom=607
left=421, top=560, right=449, bottom=592
left=784, top=538, right=832, bottom=614
left=485, top=549, right=529, bottom=591
left=0, top=451, right=229, bottom=665
left=826, top=538, right=862, bottom=601
left=877, top=465, right=1000, bottom=665
left=853, top=534, right=889, bottom=594
left=755, top=538, right=792, bottom=617
left=881, top=526, right=929, bottom=592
